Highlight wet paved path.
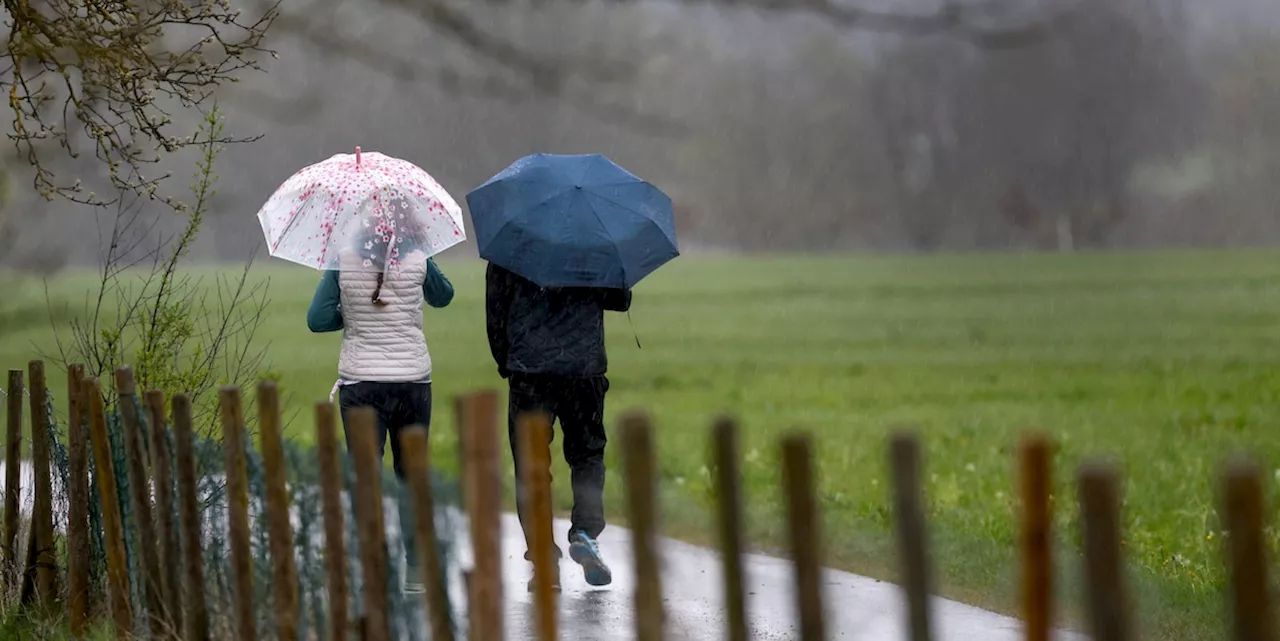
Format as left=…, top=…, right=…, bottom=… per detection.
left=450, top=514, right=1090, bottom=640
left=2, top=461, right=1087, bottom=639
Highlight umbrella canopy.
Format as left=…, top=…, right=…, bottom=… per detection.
left=256, top=148, right=466, bottom=272
left=466, top=153, right=678, bottom=289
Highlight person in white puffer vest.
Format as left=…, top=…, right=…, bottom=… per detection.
left=306, top=205, right=454, bottom=595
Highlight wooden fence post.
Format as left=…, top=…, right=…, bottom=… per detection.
left=1019, top=432, right=1054, bottom=641
left=67, top=364, right=91, bottom=635
left=1222, top=455, right=1275, bottom=641
left=258, top=380, right=299, bottom=641
left=315, top=401, right=349, bottom=641
left=173, top=394, right=209, bottom=641
left=400, top=426, right=455, bottom=641
left=889, top=432, right=934, bottom=641
left=85, top=376, right=133, bottom=638
left=782, top=433, right=826, bottom=641
left=517, top=410, right=557, bottom=641
left=145, top=389, right=182, bottom=638
left=621, top=411, right=664, bottom=641
left=453, top=395, right=467, bottom=507
left=27, top=359, right=55, bottom=606
left=348, top=406, right=390, bottom=641
left=2, top=369, right=21, bottom=592
left=712, top=416, right=749, bottom=641
left=220, top=385, right=256, bottom=641
left=116, top=366, right=165, bottom=636
left=460, top=390, right=503, bottom=641
left=1077, top=459, right=1130, bottom=641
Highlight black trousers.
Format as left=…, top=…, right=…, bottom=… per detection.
left=338, top=381, right=432, bottom=570
left=508, top=373, right=609, bottom=555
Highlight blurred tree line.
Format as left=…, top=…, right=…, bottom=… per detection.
left=2, top=0, right=1279, bottom=268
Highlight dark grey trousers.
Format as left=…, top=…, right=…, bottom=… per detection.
left=339, top=380, right=432, bottom=573
left=507, top=373, right=609, bottom=558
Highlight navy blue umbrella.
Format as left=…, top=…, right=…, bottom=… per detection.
left=466, top=153, right=679, bottom=289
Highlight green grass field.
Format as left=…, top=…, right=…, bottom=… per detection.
left=6, top=249, right=1280, bottom=639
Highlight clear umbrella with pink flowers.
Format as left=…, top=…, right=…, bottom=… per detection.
left=255, top=147, right=467, bottom=273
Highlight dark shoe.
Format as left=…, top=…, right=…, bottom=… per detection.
left=527, top=565, right=562, bottom=593
left=523, top=545, right=564, bottom=562
left=569, top=532, right=612, bottom=587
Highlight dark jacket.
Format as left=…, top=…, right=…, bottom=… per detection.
left=485, top=263, right=631, bottom=378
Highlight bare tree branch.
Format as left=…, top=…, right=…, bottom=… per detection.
left=254, top=0, right=1080, bottom=136
left=268, top=10, right=530, bottom=97
left=264, top=2, right=685, bottom=133
left=378, top=0, right=567, bottom=91
left=1, top=0, right=1076, bottom=191
left=675, top=0, right=1083, bottom=45
left=43, top=107, right=268, bottom=437
left=1, top=0, right=279, bottom=211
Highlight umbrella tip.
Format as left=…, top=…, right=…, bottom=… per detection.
left=355, top=146, right=361, bottom=167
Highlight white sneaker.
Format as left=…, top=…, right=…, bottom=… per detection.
left=403, top=580, right=426, bottom=594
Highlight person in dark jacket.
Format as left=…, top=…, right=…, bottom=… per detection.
left=486, top=262, right=631, bottom=589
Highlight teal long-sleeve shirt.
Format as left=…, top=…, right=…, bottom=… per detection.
left=306, top=259, right=454, bottom=333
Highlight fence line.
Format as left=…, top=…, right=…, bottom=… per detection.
left=85, top=375, right=133, bottom=637
left=0, top=360, right=1275, bottom=641
left=460, top=390, right=503, bottom=641
left=219, top=386, right=256, bottom=641
left=1078, top=460, right=1129, bottom=641
left=258, top=380, right=299, bottom=641
left=620, top=411, right=664, bottom=641
left=314, top=401, right=349, bottom=641
left=1019, top=432, right=1053, bottom=641
left=712, top=416, right=749, bottom=641
left=145, top=388, right=182, bottom=639
left=118, top=366, right=166, bottom=638
left=1222, top=455, right=1274, bottom=641
left=348, top=405, right=390, bottom=641
left=2, top=369, right=22, bottom=593
left=66, top=363, right=90, bottom=635
left=24, top=360, right=55, bottom=607
left=402, top=425, right=454, bottom=641
left=172, top=392, right=210, bottom=641
left=890, top=432, right=934, bottom=641
left=783, top=432, right=825, bottom=641
left=516, top=410, right=556, bottom=641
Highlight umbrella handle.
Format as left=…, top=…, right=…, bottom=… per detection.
left=355, top=145, right=361, bottom=168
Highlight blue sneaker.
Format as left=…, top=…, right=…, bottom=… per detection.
left=568, top=532, right=612, bottom=586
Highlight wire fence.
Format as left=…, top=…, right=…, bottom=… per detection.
left=3, top=360, right=1278, bottom=641
left=2, top=362, right=461, bottom=640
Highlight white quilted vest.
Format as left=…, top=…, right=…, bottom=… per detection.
left=337, top=248, right=432, bottom=382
